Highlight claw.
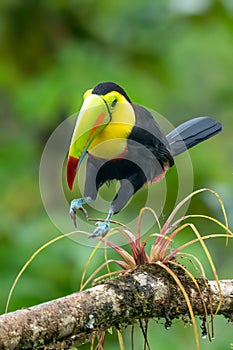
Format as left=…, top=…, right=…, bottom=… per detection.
left=89, top=220, right=110, bottom=238
left=70, top=206, right=77, bottom=228
left=69, top=197, right=92, bottom=228
left=79, top=205, right=88, bottom=218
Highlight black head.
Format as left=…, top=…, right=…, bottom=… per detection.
left=92, top=82, right=131, bottom=102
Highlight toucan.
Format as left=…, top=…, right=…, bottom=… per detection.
left=67, top=82, right=222, bottom=237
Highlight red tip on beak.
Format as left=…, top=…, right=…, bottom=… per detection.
left=67, top=156, right=79, bottom=190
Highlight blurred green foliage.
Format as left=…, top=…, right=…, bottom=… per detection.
left=0, top=0, right=232, bottom=349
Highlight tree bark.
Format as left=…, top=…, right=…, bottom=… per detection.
left=0, top=264, right=232, bottom=349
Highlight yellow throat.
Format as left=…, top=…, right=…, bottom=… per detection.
left=88, top=92, right=135, bottom=159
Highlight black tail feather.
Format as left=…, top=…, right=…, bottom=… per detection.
left=166, top=117, right=222, bottom=157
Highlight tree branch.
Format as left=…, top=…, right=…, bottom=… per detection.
left=0, top=264, right=232, bottom=349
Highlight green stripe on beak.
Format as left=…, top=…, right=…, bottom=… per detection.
left=67, top=94, right=110, bottom=190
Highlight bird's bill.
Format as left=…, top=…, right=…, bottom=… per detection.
left=67, top=94, right=110, bottom=190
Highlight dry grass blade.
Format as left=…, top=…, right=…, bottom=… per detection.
left=167, top=223, right=224, bottom=319
left=104, top=239, right=111, bottom=276
left=156, top=222, right=192, bottom=259
left=136, top=206, right=161, bottom=239
left=81, top=227, right=138, bottom=290
left=169, top=259, right=212, bottom=341
left=80, top=239, right=103, bottom=291
left=5, top=230, right=89, bottom=313
left=81, top=260, right=123, bottom=290
left=92, top=268, right=126, bottom=286
left=185, top=214, right=232, bottom=237
left=157, top=188, right=228, bottom=245
left=157, top=261, right=200, bottom=350
left=158, top=188, right=209, bottom=241
left=175, top=252, right=215, bottom=339
left=117, top=329, right=125, bottom=350
left=167, top=233, right=232, bottom=260
left=185, top=223, right=222, bottom=317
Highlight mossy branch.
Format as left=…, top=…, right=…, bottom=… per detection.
left=0, top=264, right=232, bottom=350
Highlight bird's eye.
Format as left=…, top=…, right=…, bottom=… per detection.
left=111, top=98, right=117, bottom=108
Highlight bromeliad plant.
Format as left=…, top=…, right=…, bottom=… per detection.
left=81, top=188, right=231, bottom=283
left=5, top=188, right=233, bottom=350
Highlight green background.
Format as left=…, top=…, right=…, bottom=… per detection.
left=0, top=1, right=232, bottom=349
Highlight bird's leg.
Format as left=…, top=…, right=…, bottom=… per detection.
left=89, top=206, right=114, bottom=238
left=69, top=196, right=92, bottom=228
left=90, top=179, right=135, bottom=238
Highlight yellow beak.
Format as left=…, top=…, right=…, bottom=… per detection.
left=67, top=94, right=110, bottom=190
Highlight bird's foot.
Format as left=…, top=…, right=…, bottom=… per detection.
left=89, top=220, right=110, bottom=238
left=69, top=197, right=92, bottom=228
